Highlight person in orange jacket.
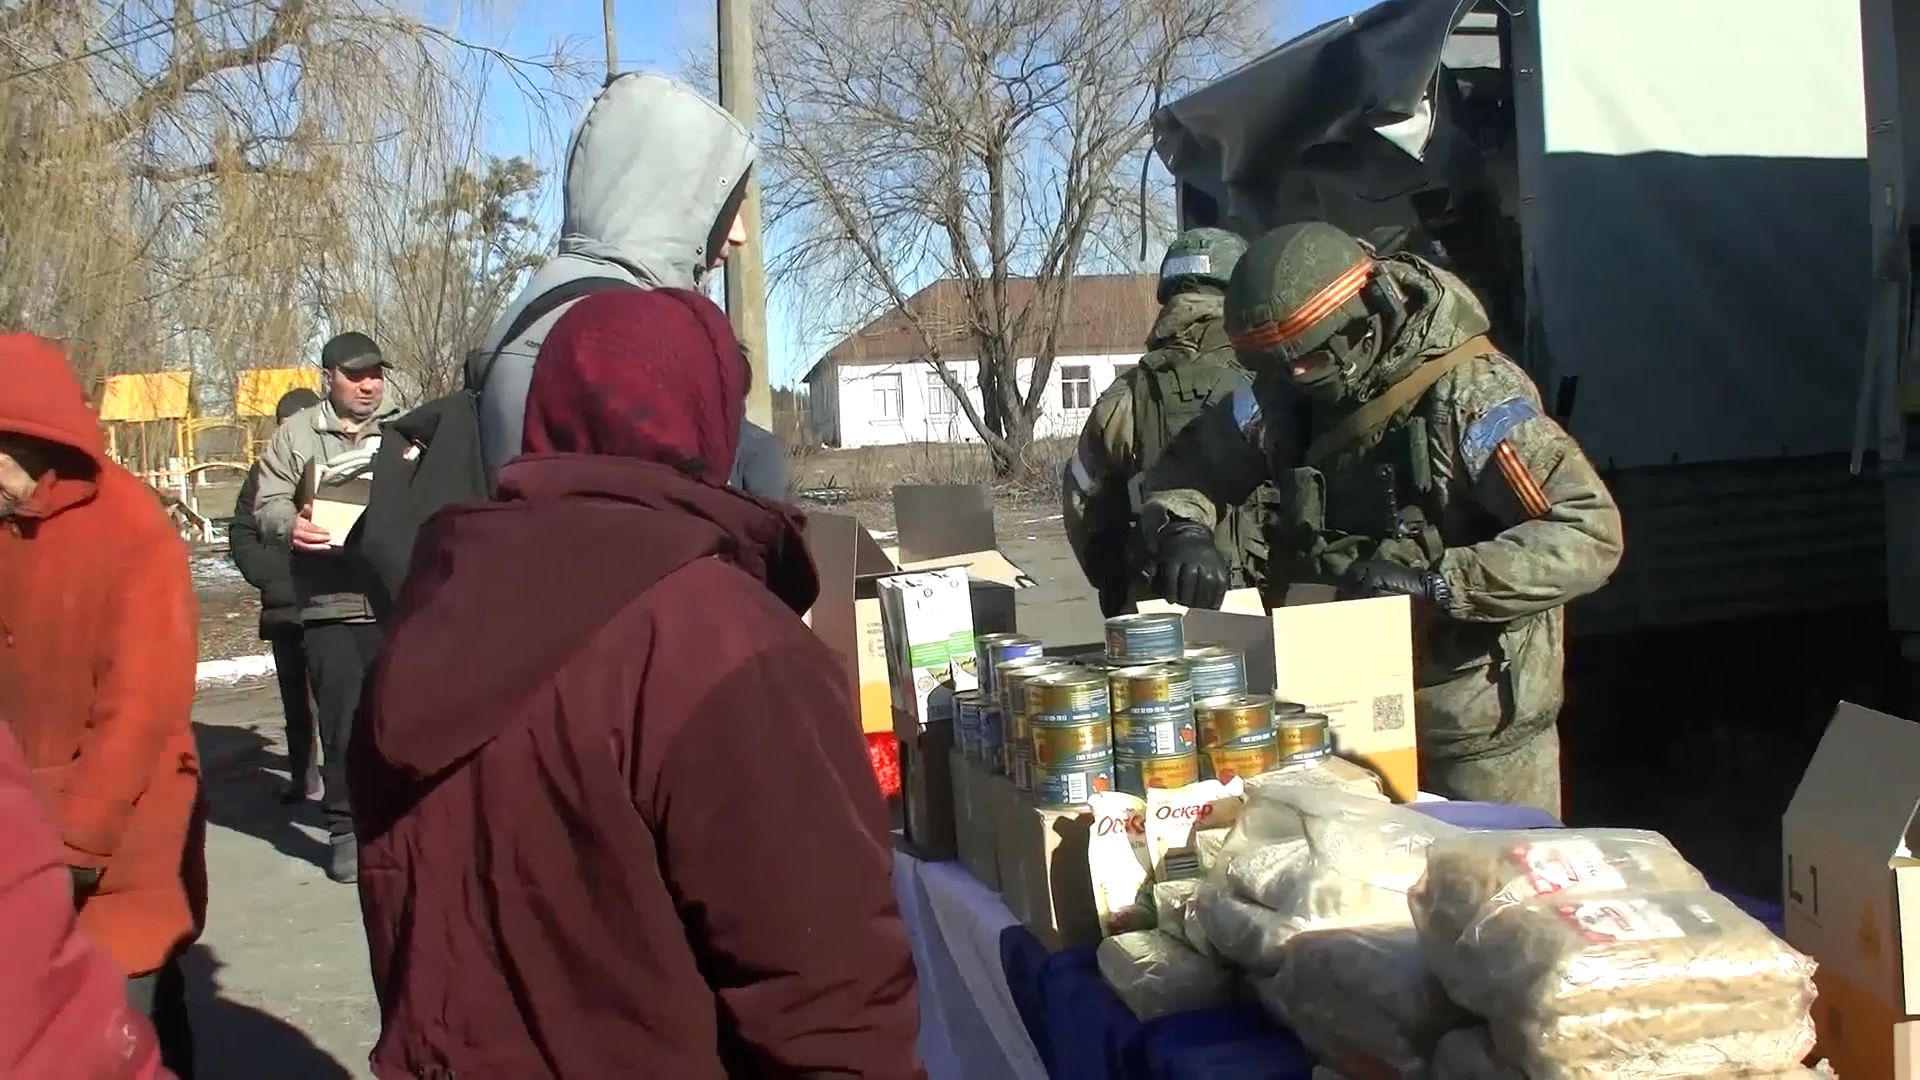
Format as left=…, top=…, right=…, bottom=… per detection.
left=0, top=725, right=175, bottom=1079
left=0, top=334, right=206, bottom=1076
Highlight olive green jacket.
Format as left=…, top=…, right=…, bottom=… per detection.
left=1141, top=260, right=1624, bottom=765
left=1061, top=292, right=1270, bottom=609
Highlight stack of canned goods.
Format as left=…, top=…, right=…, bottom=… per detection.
left=1194, top=695, right=1335, bottom=782
left=970, top=633, right=1044, bottom=772
left=1025, top=668, right=1115, bottom=806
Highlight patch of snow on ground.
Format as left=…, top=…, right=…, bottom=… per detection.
left=192, top=554, right=246, bottom=589
left=196, top=652, right=275, bottom=686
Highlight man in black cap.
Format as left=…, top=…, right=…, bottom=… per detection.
left=229, top=386, right=323, bottom=804
left=251, top=332, right=401, bottom=882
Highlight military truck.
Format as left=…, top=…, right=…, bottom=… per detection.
left=1152, top=0, right=1882, bottom=639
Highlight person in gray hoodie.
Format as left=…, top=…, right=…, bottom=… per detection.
left=474, top=72, right=757, bottom=481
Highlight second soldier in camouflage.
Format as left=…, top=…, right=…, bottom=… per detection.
left=1139, top=221, right=1624, bottom=816
left=1061, top=227, right=1277, bottom=616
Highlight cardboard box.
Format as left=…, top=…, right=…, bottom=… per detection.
left=898, top=718, right=958, bottom=861
left=1783, top=701, right=1920, bottom=1080
left=1139, top=586, right=1419, bottom=801
left=951, top=748, right=999, bottom=888
left=878, top=568, right=976, bottom=728
left=994, top=787, right=1102, bottom=951
left=805, top=486, right=1034, bottom=736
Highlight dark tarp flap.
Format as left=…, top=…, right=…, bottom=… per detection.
left=1152, top=0, right=1478, bottom=230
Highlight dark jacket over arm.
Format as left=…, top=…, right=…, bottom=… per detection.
left=730, top=419, right=791, bottom=499
left=228, top=464, right=300, bottom=636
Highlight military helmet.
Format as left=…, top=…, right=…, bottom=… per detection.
left=1224, top=221, right=1383, bottom=366
left=1157, top=227, right=1246, bottom=303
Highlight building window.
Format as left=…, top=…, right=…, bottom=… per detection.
left=873, top=373, right=904, bottom=420
left=927, top=373, right=959, bottom=416
left=1060, top=365, right=1093, bottom=410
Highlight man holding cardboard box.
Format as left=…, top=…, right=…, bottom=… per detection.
left=1140, top=221, right=1623, bottom=816
left=252, top=331, right=402, bottom=883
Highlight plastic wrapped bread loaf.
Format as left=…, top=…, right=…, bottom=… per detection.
left=1410, top=829, right=1709, bottom=956
left=1491, top=1012, right=1819, bottom=1080
left=1430, top=1027, right=1527, bottom=1080
left=1252, top=926, right=1469, bottom=1080
left=1432, top=889, right=1817, bottom=1075
left=1190, top=880, right=1295, bottom=973
left=1216, top=786, right=1460, bottom=933
left=1153, top=879, right=1218, bottom=959
left=1094, top=930, right=1238, bottom=1020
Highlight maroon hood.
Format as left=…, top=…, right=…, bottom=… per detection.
left=364, top=453, right=816, bottom=780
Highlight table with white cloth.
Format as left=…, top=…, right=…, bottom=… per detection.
left=892, top=850, right=1049, bottom=1080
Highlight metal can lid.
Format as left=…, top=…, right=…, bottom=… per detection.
left=1195, top=692, right=1273, bottom=711
left=1272, top=698, right=1309, bottom=716
left=1031, top=667, right=1108, bottom=688
left=1109, top=662, right=1184, bottom=680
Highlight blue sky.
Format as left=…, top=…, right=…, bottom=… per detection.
left=462, top=0, right=1368, bottom=386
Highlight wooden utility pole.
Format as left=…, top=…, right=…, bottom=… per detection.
left=602, top=0, right=617, bottom=76
left=718, top=0, right=772, bottom=430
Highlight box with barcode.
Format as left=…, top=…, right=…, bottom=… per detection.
left=1269, top=594, right=1418, bottom=802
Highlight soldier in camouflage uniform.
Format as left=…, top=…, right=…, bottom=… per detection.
left=1062, top=228, right=1275, bottom=616
left=1139, top=221, right=1623, bottom=815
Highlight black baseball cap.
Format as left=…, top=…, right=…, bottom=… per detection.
left=320, top=331, right=388, bottom=373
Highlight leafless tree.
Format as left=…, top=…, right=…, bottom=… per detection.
left=0, top=0, right=587, bottom=407
left=757, top=0, right=1263, bottom=475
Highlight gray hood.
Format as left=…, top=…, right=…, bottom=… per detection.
left=472, top=72, right=756, bottom=479
left=558, top=71, right=756, bottom=288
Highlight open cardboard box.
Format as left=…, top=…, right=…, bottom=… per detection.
left=1783, top=701, right=1920, bottom=1080
left=806, top=485, right=1035, bottom=736
left=1137, top=585, right=1419, bottom=801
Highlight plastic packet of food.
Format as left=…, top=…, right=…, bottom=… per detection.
left=1435, top=888, right=1817, bottom=1069
left=1215, top=785, right=1459, bottom=936
left=1410, top=828, right=1709, bottom=955
left=1088, top=791, right=1153, bottom=935
left=1430, top=1027, right=1526, bottom=1080
left=1490, top=1012, right=1819, bottom=1080
left=1094, top=930, right=1238, bottom=1020
left=1145, top=778, right=1243, bottom=882
left=1191, top=879, right=1295, bottom=974
left=1253, top=925, right=1469, bottom=1080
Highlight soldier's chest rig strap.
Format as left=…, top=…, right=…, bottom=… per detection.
left=1279, top=335, right=1499, bottom=572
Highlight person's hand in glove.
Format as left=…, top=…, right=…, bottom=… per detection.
left=1342, top=558, right=1454, bottom=609
left=68, top=865, right=100, bottom=903
left=1152, top=520, right=1231, bottom=610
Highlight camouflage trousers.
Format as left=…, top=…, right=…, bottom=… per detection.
left=1422, top=722, right=1562, bottom=820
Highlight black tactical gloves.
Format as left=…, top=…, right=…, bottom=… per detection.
left=1342, top=558, right=1454, bottom=608
left=1152, top=520, right=1232, bottom=610
left=69, top=865, right=100, bottom=902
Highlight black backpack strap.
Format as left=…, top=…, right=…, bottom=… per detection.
left=474, top=275, right=640, bottom=390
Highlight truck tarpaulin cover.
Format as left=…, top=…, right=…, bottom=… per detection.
left=1152, top=0, right=1872, bottom=469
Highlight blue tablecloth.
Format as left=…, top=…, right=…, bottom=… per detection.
left=999, top=800, right=1787, bottom=1080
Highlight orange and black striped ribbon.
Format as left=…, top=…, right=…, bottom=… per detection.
left=1493, top=438, right=1551, bottom=518
left=1228, top=259, right=1374, bottom=353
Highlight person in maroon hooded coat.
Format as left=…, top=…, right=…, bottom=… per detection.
left=349, top=287, right=924, bottom=1079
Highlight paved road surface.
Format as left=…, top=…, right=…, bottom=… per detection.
left=182, top=524, right=1099, bottom=1077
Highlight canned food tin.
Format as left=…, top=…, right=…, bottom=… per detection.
left=1183, top=646, right=1248, bottom=700
left=1201, top=738, right=1282, bottom=783
left=997, top=657, right=1072, bottom=717
left=1009, top=742, right=1035, bottom=794
left=1029, top=756, right=1116, bottom=809
left=1277, top=712, right=1334, bottom=762
left=1109, top=663, right=1193, bottom=717
left=979, top=707, right=1007, bottom=774
left=1031, top=718, right=1114, bottom=768
left=1104, top=612, right=1185, bottom=663
left=1112, top=713, right=1198, bottom=758
left=1114, top=752, right=1202, bottom=796
left=976, top=634, right=1044, bottom=700
left=1027, top=669, right=1110, bottom=726
left=1194, top=694, right=1275, bottom=749
left=954, top=691, right=988, bottom=762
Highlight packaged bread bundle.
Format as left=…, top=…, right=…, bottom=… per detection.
left=1426, top=888, right=1817, bottom=1077
left=1190, top=881, right=1295, bottom=973
left=1430, top=1027, right=1527, bottom=1080
left=1251, top=925, right=1469, bottom=1080
left=1410, top=829, right=1709, bottom=952
left=1094, top=929, right=1238, bottom=1020
left=1152, top=879, right=1216, bottom=959
left=1217, top=785, right=1460, bottom=933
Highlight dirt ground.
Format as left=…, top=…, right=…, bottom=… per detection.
left=183, top=502, right=1904, bottom=1075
